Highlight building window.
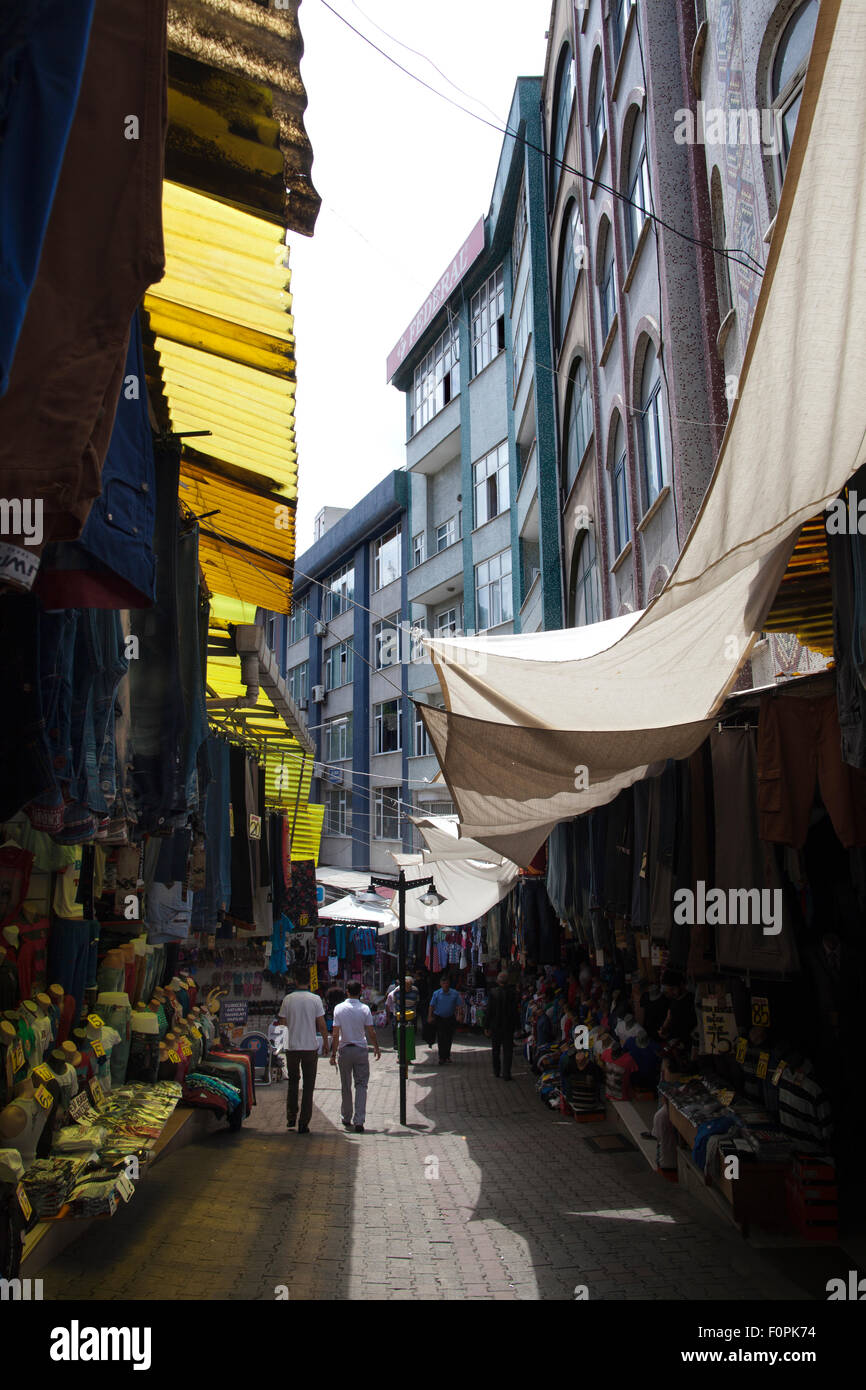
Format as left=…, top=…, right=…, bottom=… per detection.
left=373, top=615, right=401, bottom=669
left=640, top=341, right=666, bottom=509
left=324, top=639, right=354, bottom=691
left=770, top=0, right=819, bottom=186
left=435, top=516, right=457, bottom=552
left=710, top=168, right=732, bottom=323
left=564, top=357, right=592, bottom=494
left=551, top=45, right=574, bottom=203
left=475, top=549, right=513, bottom=631
left=374, top=525, right=401, bottom=590
left=473, top=442, right=510, bottom=528
left=512, top=283, right=531, bottom=382
left=324, top=714, right=353, bottom=763
left=413, top=706, right=433, bottom=758
left=611, top=415, right=630, bottom=555
left=557, top=200, right=584, bottom=348
left=289, top=603, right=310, bottom=645
left=412, top=531, right=426, bottom=567
left=373, top=787, right=401, bottom=840
left=325, top=563, right=354, bottom=620
left=471, top=267, right=505, bottom=376
left=611, top=0, right=633, bottom=66
left=570, top=530, right=602, bottom=627
left=288, top=661, right=308, bottom=704
left=325, top=788, right=351, bottom=837
left=374, top=699, right=402, bottom=754
left=412, top=321, right=460, bottom=434
left=589, top=52, right=606, bottom=167
left=625, top=109, right=651, bottom=260
left=512, top=181, right=528, bottom=275
left=598, top=222, right=616, bottom=339
left=434, top=604, right=462, bottom=636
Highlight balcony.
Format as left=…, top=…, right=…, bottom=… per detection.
left=407, top=538, right=464, bottom=608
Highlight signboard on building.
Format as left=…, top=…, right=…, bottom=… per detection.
left=386, top=217, right=485, bottom=380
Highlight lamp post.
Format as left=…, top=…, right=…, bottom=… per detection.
left=362, top=869, right=442, bottom=1126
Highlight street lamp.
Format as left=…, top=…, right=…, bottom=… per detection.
left=353, top=868, right=445, bottom=1125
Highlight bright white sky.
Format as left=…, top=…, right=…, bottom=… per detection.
left=289, top=0, right=552, bottom=553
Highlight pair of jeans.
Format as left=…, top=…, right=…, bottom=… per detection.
left=65, top=608, right=127, bottom=825
left=127, top=1028, right=159, bottom=1083
left=490, top=1030, right=513, bottom=1079
left=47, top=918, right=99, bottom=1028
left=37, top=311, right=157, bottom=610
left=338, top=1045, right=370, bottom=1125
left=285, top=1050, right=318, bottom=1128
left=128, top=441, right=186, bottom=832
left=176, top=521, right=208, bottom=813
left=192, top=737, right=231, bottom=930
left=97, top=996, right=131, bottom=1086
left=0, top=595, right=76, bottom=825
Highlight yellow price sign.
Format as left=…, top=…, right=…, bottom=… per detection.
left=34, top=1084, right=54, bottom=1111
left=168, top=1050, right=180, bottom=1064
left=34, top=1063, right=54, bottom=1084
left=10, top=1041, right=25, bottom=1072
left=16, top=1184, right=32, bottom=1222
left=309, top=964, right=318, bottom=992
left=772, top=1060, right=787, bottom=1086
left=92, top=1041, right=106, bottom=1059
left=756, top=1051, right=770, bottom=1080
left=89, top=1079, right=105, bottom=1110
left=751, top=996, right=770, bottom=1027
left=180, top=1040, right=192, bottom=1057
left=87, top=1013, right=104, bottom=1031
left=734, top=1036, right=748, bottom=1063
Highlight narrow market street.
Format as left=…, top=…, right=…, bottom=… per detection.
left=40, top=1032, right=808, bottom=1303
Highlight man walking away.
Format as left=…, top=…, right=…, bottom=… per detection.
left=427, top=975, right=463, bottom=1066
left=486, top=971, right=518, bottom=1080
left=330, top=981, right=381, bottom=1132
left=279, top=965, right=329, bottom=1133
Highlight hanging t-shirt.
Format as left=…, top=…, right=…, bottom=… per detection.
left=327, top=953, right=339, bottom=978
left=601, top=1045, right=638, bottom=1101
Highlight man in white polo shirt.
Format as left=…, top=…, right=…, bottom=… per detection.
left=330, top=981, right=381, bottom=1133
left=279, top=966, right=329, bottom=1133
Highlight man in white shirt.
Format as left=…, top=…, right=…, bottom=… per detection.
left=278, top=966, right=329, bottom=1133
left=330, top=981, right=381, bottom=1133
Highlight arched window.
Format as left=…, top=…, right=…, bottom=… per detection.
left=710, top=168, right=732, bottom=321
left=610, top=414, right=630, bottom=555
left=598, top=220, right=616, bottom=340
left=589, top=51, right=606, bottom=167
left=624, top=109, right=651, bottom=259
left=551, top=46, right=574, bottom=203
left=770, top=0, right=819, bottom=182
left=611, top=0, right=633, bottom=66
left=570, top=529, right=602, bottom=628
left=564, top=357, right=592, bottom=494
left=557, top=200, right=584, bottom=347
left=639, top=340, right=666, bottom=508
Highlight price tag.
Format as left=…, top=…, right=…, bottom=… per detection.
left=716, top=1089, right=735, bottom=1107
left=68, top=1091, right=96, bottom=1124
left=180, top=1040, right=192, bottom=1057
left=92, top=1041, right=106, bottom=1060
left=87, top=1078, right=105, bottom=1110
left=34, top=1063, right=55, bottom=1084
left=595, top=949, right=605, bottom=967
left=734, top=1036, right=748, bottom=1063
left=651, top=946, right=662, bottom=965
left=34, top=1084, right=54, bottom=1111
left=116, top=1173, right=135, bottom=1203
left=756, top=1051, right=770, bottom=1080
left=308, top=964, right=318, bottom=991
left=107, top=1192, right=118, bottom=1216
left=771, top=1060, right=787, bottom=1086
left=248, top=813, right=262, bottom=840
left=10, top=1040, right=25, bottom=1072
left=751, top=996, right=770, bottom=1027
left=87, top=1013, right=104, bottom=1031
left=168, top=1050, right=180, bottom=1064
left=16, top=1184, right=32, bottom=1222
left=639, top=938, right=650, bottom=958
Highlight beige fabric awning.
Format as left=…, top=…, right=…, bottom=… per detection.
left=422, top=0, right=866, bottom=864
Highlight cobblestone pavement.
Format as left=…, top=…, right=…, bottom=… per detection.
left=41, top=1032, right=808, bottom=1301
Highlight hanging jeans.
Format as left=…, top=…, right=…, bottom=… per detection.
left=96, top=993, right=131, bottom=1086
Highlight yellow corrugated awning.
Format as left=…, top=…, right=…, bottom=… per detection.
left=145, top=180, right=300, bottom=612
left=207, top=623, right=323, bottom=862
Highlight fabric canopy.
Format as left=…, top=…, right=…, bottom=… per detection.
left=421, top=0, right=866, bottom=864
left=388, top=816, right=519, bottom=930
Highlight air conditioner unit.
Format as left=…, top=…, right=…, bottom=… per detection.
left=297, top=697, right=308, bottom=711
left=311, top=684, right=325, bottom=702
left=313, top=620, right=327, bottom=637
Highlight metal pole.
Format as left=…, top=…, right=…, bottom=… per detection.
left=398, top=869, right=407, bottom=1126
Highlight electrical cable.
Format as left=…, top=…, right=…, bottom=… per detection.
left=318, top=0, right=765, bottom=277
